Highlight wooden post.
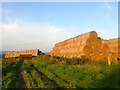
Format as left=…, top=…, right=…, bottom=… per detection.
left=108, top=56, right=111, bottom=65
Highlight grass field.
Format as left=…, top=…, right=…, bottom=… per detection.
left=2, top=55, right=120, bottom=88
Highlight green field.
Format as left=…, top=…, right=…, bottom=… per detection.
left=2, top=55, right=120, bottom=88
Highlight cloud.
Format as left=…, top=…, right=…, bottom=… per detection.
left=2, top=22, right=76, bottom=52
left=103, top=3, right=112, bottom=11
left=105, top=4, right=112, bottom=11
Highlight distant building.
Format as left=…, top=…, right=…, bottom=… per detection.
left=4, top=49, right=42, bottom=58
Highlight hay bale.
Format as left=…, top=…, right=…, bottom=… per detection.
left=100, top=53, right=109, bottom=60
left=93, top=38, right=102, bottom=47
left=109, top=38, right=120, bottom=43
left=77, top=54, right=91, bottom=60
left=90, top=53, right=100, bottom=60
left=109, top=53, right=118, bottom=62
left=101, top=45, right=110, bottom=53
left=77, top=31, right=98, bottom=40
left=73, top=37, right=78, bottom=42
left=109, top=48, right=119, bottom=53
left=80, top=38, right=94, bottom=46
left=76, top=46, right=92, bottom=54
left=20, top=54, right=32, bottom=58
left=92, top=46, right=101, bottom=54
left=108, top=43, right=120, bottom=48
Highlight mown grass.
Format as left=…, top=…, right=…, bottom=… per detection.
left=2, top=55, right=120, bottom=88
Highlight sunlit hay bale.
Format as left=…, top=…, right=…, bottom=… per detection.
left=65, top=55, right=70, bottom=58
left=75, top=41, right=81, bottom=47
left=108, top=43, right=120, bottom=48
left=5, top=52, right=20, bottom=58
left=80, top=38, right=94, bottom=47
left=14, top=52, right=20, bottom=57
left=55, top=42, right=62, bottom=47
left=68, top=43, right=72, bottom=48
left=77, top=31, right=98, bottom=40
left=76, top=46, right=92, bottom=55
left=101, top=45, right=110, bottom=53
left=109, top=38, right=120, bottom=43
left=60, top=49, right=65, bottom=55
left=69, top=55, right=73, bottom=58
left=67, top=48, right=71, bottom=55
left=67, top=38, right=73, bottom=43
left=4, top=52, right=9, bottom=58
left=63, top=55, right=67, bottom=58
left=91, top=45, right=101, bottom=54
left=100, top=53, right=109, bottom=61
left=102, top=40, right=109, bottom=45
left=109, top=53, right=118, bottom=62
left=93, top=38, right=102, bottom=47
left=102, top=38, right=120, bottom=61
left=73, top=37, right=78, bottom=42
left=90, top=53, right=100, bottom=61
left=64, top=44, right=68, bottom=49
left=70, top=38, right=74, bottom=43
left=77, top=54, right=91, bottom=60
left=72, top=54, right=77, bottom=58
left=109, top=48, right=119, bottom=54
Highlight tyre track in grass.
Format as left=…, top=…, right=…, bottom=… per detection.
left=31, top=64, right=59, bottom=88
left=32, top=60, right=72, bottom=88
left=14, top=58, right=27, bottom=88
left=2, top=58, right=27, bottom=88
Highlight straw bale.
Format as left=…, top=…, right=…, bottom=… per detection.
left=77, top=54, right=91, bottom=59
left=91, top=45, right=101, bottom=54
left=71, top=55, right=77, bottom=58
left=90, top=53, right=100, bottom=60
left=73, top=37, right=78, bottom=42
left=109, top=53, right=118, bottom=62
left=102, top=40, right=109, bottom=44
left=75, top=41, right=81, bottom=46
left=80, top=38, right=94, bottom=46
left=77, top=34, right=85, bottom=40
left=75, top=46, right=92, bottom=55
left=84, top=31, right=97, bottom=39
left=93, top=38, right=102, bottom=47
left=109, top=47, right=120, bottom=54
left=109, top=38, right=120, bottom=43
left=108, top=43, right=120, bottom=48
left=101, top=45, right=110, bottom=53
left=100, top=53, right=109, bottom=60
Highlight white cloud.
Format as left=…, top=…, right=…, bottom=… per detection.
left=103, top=3, right=112, bottom=11
left=105, top=4, right=112, bottom=11
left=2, top=22, right=76, bottom=52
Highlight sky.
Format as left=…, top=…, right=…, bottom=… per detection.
left=1, top=2, right=118, bottom=52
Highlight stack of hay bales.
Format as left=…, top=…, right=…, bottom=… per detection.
left=100, top=45, right=110, bottom=61
left=5, top=49, right=40, bottom=58
left=102, top=38, right=120, bottom=62
left=5, top=52, right=20, bottom=58
left=50, top=31, right=104, bottom=60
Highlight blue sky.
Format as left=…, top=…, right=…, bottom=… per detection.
left=2, top=2, right=118, bottom=52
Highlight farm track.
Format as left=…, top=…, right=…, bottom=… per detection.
left=31, top=65, right=59, bottom=88
left=14, top=59, right=27, bottom=88
left=39, top=66, right=71, bottom=87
